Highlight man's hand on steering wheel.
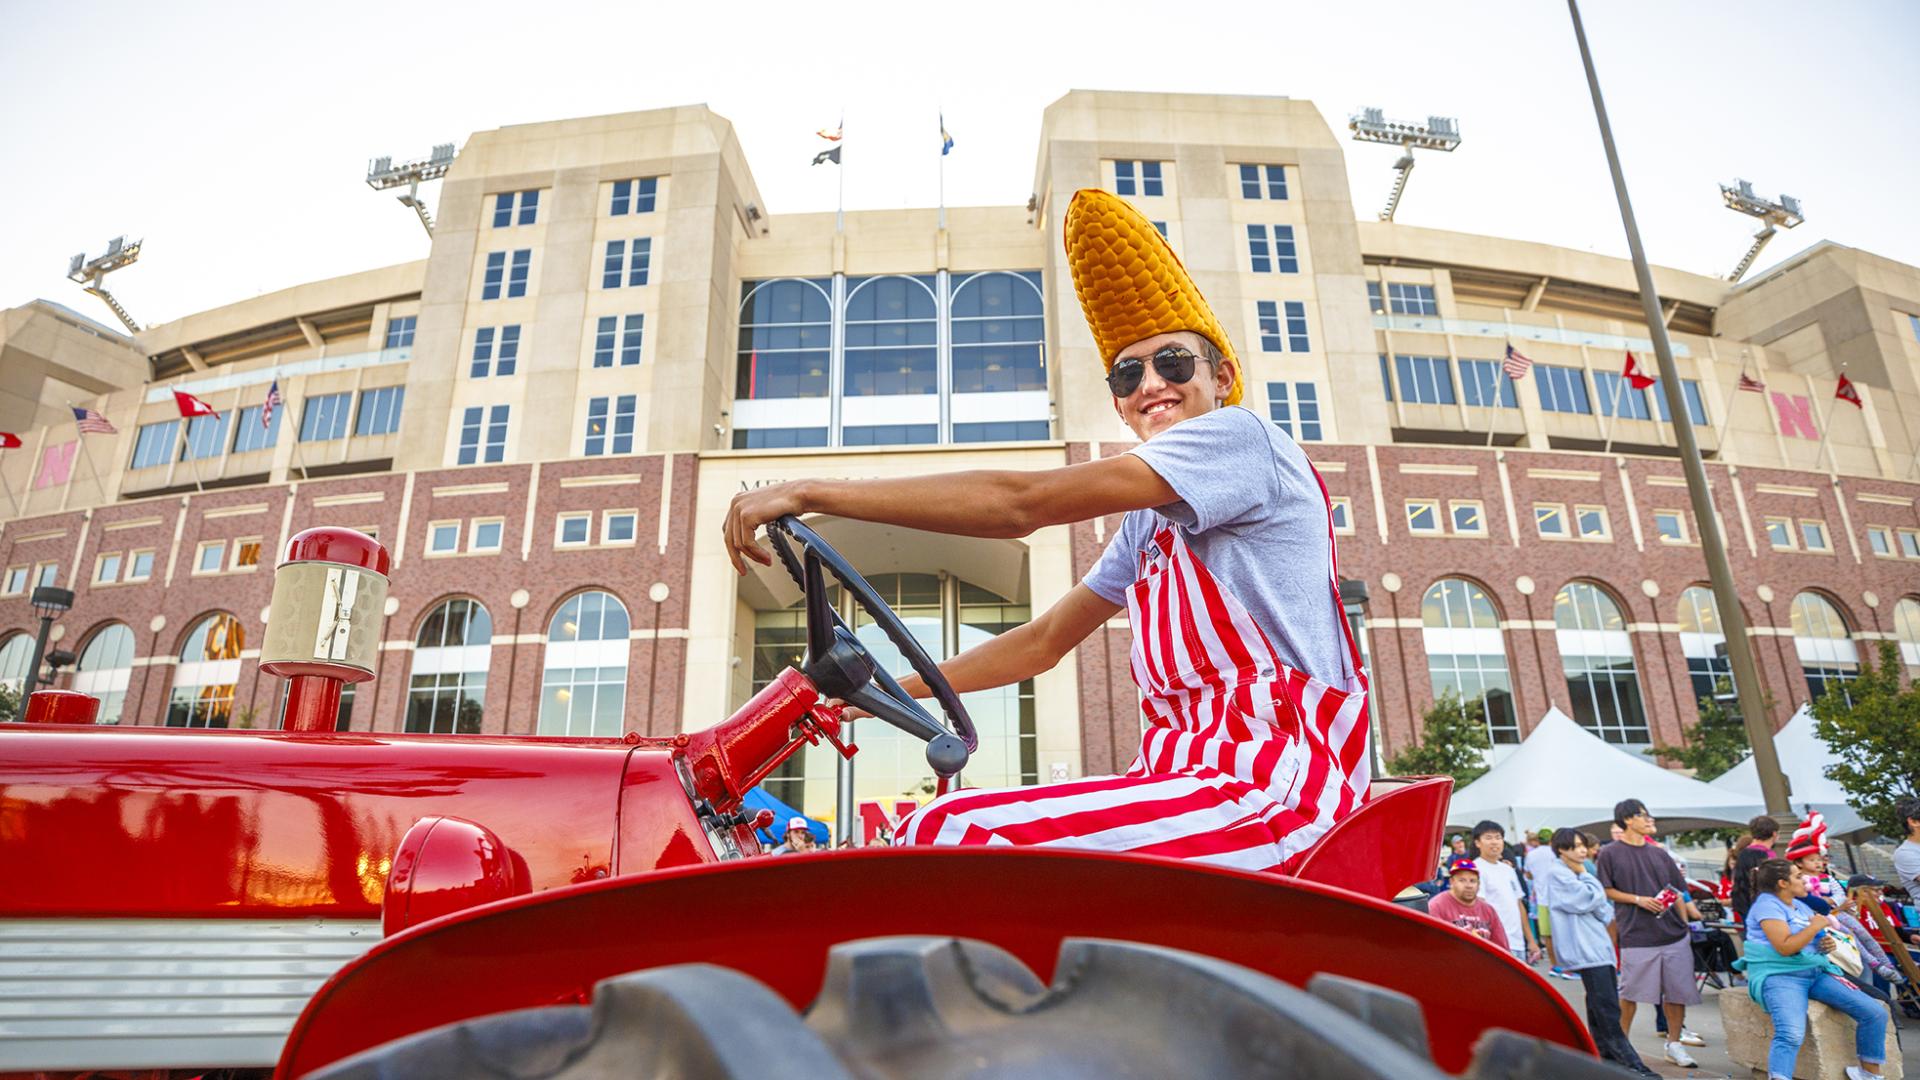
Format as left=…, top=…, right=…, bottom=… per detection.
left=724, top=481, right=808, bottom=574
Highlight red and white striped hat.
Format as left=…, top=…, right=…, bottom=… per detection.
left=1784, top=811, right=1828, bottom=861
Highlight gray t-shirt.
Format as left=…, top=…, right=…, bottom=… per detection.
left=1895, top=839, right=1920, bottom=898
left=1082, top=405, right=1351, bottom=686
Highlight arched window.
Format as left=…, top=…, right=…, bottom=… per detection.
left=1790, top=591, right=1858, bottom=703
left=407, top=598, right=492, bottom=734
left=1553, top=583, right=1648, bottom=745
left=1421, top=578, right=1517, bottom=743
left=0, top=632, right=32, bottom=695
left=1676, top=586, right=1731, bottom=705
left=949, top=271, right=1047, bottom=395
left=1894, top=597, right=1920, bottom=675
left=168, top=613, right=243, bottom=728
left=538, top=591, right=630, bottom=737
left=73, top=624, right=135, bottom=725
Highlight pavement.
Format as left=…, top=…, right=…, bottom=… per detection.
left=1544, top=972, right=1917, bottom=1078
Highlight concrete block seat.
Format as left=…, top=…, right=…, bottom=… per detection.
left=1722, top=988, right=1902, bottom=1080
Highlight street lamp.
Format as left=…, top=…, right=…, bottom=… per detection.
left=1337, top=578, right=1384, bottom=778
left=366, top=144, right=456, bottom=237
left=1348, top=108, right=1463, bottom=222
left=24, top=586, right=74, bottom=694
left=1719, top=179, right=1804, bottom=283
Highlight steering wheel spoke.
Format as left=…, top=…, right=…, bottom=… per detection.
left=803, top=548, right=835, bottom=661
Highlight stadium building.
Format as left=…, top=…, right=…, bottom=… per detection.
left=3, top=90, right=1917, bottom=826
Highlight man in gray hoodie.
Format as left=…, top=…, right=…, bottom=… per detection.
left=1545, top=827, right=1656, bottom=1077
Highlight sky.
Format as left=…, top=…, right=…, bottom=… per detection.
left=3, top=0, right=1916, bottom=329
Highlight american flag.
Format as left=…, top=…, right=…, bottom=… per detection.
left=262, top=380, right=282, bottom=428
left=1502, top=342, right=1534, bottom=380
left=72, top=406, right=117, bottom=435
left=1737, top=372, right=1766, bottom=393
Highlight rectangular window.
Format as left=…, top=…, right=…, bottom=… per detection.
left=232, top=404, right=280, bottom=453
left=602, top=510, right=638, bottom=545
left=1799, top=519, right=1831, bottom=552
left=1900, top=529, right=1920, bottom=558
left=127, top=550, right=154, bottom=582
left=583, top=395, right=637, bottom=456
left=1113, top=160, right=1163, bottom=197
left=34, top=563, right=57, bottom=588
left=484, top=250, right=529, bottom=299
left=1238, top=164, right=1288, bottom=200
left=1405, top=499, right=1441, bottom=535
left=130, top=420, right=177, bottom=470
left=94, top=552, right=122, bottom=584
left=610, top=177, right=658, bottom=216
left=619, top=314, right=644, bottom=365
left=950, top=421, right=1050, bottom=443
left=556, top=512, right=592, bottom=547
left=457, top=405, right=509, bottom=465
left=1764, top=516, right=1795, bottom=550
left=1654, top=510, right=1689, bottom=543
left=383, top=315, right=416, bottom=349
left=1384, top=283, right=1438, bottom=316
left=1450, top=500, right=1486, bottom=536
left=602, top=240, right=625, bottom=289
left=1283, top=301, right=1310, bottom=351
left=624, top=237, right=652, bottom=286
left=1910, top=313, right=1920, bottom=344
left=469, top=518, right=504, bottom=553
left=181, top=411, right=230, bottom=461
left=471, top=325, right=520, bottom=378
left=1266, top=382, right=1322, bottom=441
left=508, top=250, right=529, bottom=297
left=491, top=190, right=539, bottom=227
left=2, top=567, right=26, bottom=594
left=355, top=386, right=406, bottom=437
left=1593, top=371, right=1654, bottom=420
left=1256, top=301, right=1284, bottom=352
left=1459, top=359, right=1519, bottom=407
left=1535, top=365, right=1593, bottom=415
left=427, top=521, right=460, bottom=555
left=1574, top=505, right=1610, bottom=540
left=300, top=392, right=352, bottom=442
left=1652, top=378, right=1710, bottom=426
left=1246, top=224, right=1298, bottom=273
left=1367, top=281, right=1385, bottom=314
left=1867, top=525, right=1893, bottom=557
left=1535, top=503, right=1568, bottom=538
left=1379, top=354, right=1393, bottom=401
left=231, top=538, right=261, bottom=571
left=481, top=252, right=505, bottom=300
left=1392, top=355, right=1456, bottom=405
left=1329, top=497, right=1354, bottom=534
left=592, top=316, right=617, bottom=368
left=194, top=541, right=225, bottom=574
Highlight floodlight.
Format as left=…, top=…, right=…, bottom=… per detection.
left=1349, top=108, right=1463, bottom=221
left=64, top=236, right=145, bottom=333
left=1719, top=178, right=1804, bottom=282
left=366, top=143, right=458, bottom=237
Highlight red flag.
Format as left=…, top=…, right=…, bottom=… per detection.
left=1622, top=352, right=1656, bottom=390
left=1737, top=372, right=1766, bottom=393
left=173, top=390, right=218, bottom=418
left=1835, top=374, right=1862, bottom=409
left=0, top=432, right=20, bottom=449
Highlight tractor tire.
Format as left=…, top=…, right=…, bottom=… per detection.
left=309, top=936, right=1638, bottom=1080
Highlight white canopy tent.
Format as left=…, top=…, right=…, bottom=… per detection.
left=1446, top=707, right=1765, bottom=835
left=1713, top=705, right=1873, bottom=839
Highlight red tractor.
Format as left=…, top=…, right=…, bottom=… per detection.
left=2, top=524, right=1616, bottom=1079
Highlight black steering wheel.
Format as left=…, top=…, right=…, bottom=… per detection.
left=765, top=516, right=975, bottom=780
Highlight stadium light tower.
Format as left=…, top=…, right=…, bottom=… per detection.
left=366, top=143, right=456, bottom=237
left=1720, top=179, right=1804, bottom=282
left=65, top=236, right=145, bottom=334
left=1348, top=108, right=1463, bottom=222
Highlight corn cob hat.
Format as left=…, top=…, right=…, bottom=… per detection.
left=1064, top=187, right=1241, bottom=406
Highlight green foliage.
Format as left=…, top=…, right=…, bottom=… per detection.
left=1812, top=641, right=1920, bottom=839
left=0, top=682, right=18, bottom=724
left=1388, top=690, right=1492, bottom=785
left=1653, top=677, right=1767, bottom=781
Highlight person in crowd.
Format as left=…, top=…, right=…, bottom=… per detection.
left=1450, top=834, right=1469, bottom=858
left=1787, top=812, right=1839, bottom=915
left=1428, top=856, right=1507, bottom=946
left=1890, top=796, right=1920, bottom=914
left=1834, top=874, right=1909, bottom=1000
left=1731, top=816, right=1779, bottom=920
left=1544, top=828, right=1658, bottom=1076
left=1597, top=797, right=1706, bottom=1069
left=1735, top=858, right=1887, bottom=1080
left=1471, top=820, right=1543, bottom=964
left=1524, top=827, right=1562, bottom=973
left=770, top=816, right=817, bottom=855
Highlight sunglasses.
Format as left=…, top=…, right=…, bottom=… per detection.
left=1106, top=345, right=1202, bottom=398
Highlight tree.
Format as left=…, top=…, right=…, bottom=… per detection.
left=1387, top=690, right=1492, bottom=785
left=1653, top=677, right=1770, bottom=781
left=0, top=682, right=18, bottom=724
left=1813, top=641, right=1920, bottom=839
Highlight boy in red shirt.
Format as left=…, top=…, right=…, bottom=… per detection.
left=1429, top=856, right=1508, bottom=945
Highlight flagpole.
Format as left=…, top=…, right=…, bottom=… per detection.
left=938, top=109, right=947, bottom=232
left=1713, top=359, right=1748, bottom=449
left=1483, top=355, right=1502, bottom=448
left=1600, top=367, right=1627, bottom=455
left=69, top=402, right=110, bottom=498
left=1810, top=366, right=1844, bottom=476
left=836, top=113, right=846, bottom=235
left=175, top=414, right=205, bottom=494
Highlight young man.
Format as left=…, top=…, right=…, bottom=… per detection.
left=1544, top=829, right=1656, bottom=1077
left=1470, top=820, right=1543, bottom=964
left=770, top=816, right=816, bottom=855
left=722, top=189, right=1368, bottom=871
left=1597, top=797, right=1705, bottom=1069
left=1834, top=874, right=1910, bottom=1000
left=1730, top=814, right=1780, bottom=920
left=1892, top=797, right=1920, bottom=903
left=1523, top=827, right=1563, bottom=974
left=1428, top=857, right=1508, bottom=946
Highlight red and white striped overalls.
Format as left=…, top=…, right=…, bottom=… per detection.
left=899, top=467, right=1370, bottom=873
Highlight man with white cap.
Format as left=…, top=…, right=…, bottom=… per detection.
left=723, top=188, right=1367, bottom=872
left=770, top=816, right=817, bottom=855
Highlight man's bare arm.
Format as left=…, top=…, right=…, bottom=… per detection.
left=723, top=455, right=1174, bottom=574
left=867, top=585, right=1120, bottom=702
